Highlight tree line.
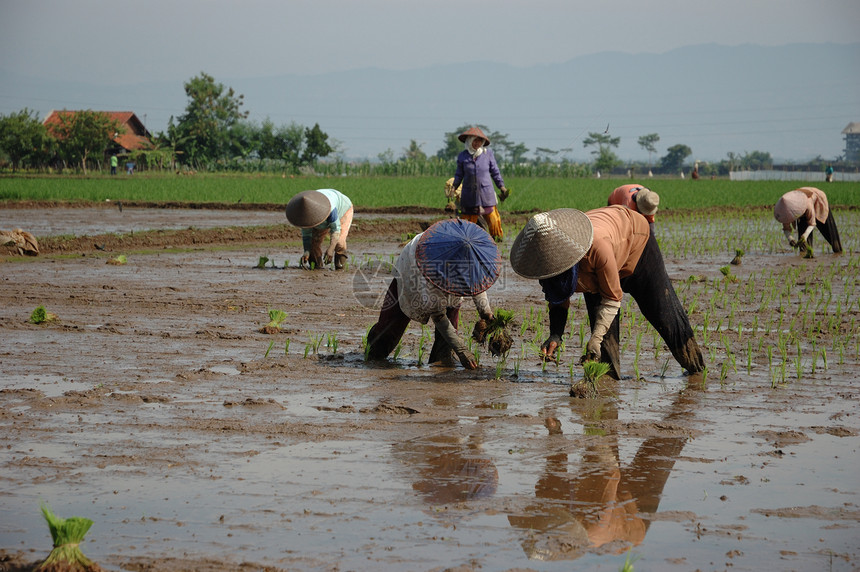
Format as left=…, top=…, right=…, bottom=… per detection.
left=0, top=71, right=835, bottom=176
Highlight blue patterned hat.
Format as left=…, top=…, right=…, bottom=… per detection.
left=416, top=219, right=501, bottom=296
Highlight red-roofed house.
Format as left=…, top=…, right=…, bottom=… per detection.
left=43, top=110, right=153, bottom=154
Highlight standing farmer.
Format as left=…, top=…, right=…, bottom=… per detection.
left=774, top=187, right=842, bottom=256
left=607, top=184, right=660, bottom=234
left=366, top=218, right=501, bottom=370
left=285, top=189, right=354, bottom=269
left=509, top=206, right=704, bottom=380
left=452, top=127, right=510, bottom=241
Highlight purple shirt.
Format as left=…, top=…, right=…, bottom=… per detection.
left=453, top=148, right=505, bottom=214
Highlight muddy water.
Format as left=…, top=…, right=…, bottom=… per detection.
left=1, top=209, right=858, bottom=571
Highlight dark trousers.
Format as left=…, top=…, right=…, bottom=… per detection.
left=797, top=212, right=842, bottom=253
left=366, top=279, right=459, bottom=362
left=584, top=233, right=705, bottom=379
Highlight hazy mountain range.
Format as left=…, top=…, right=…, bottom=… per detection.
left=2, top=42, right=858, bottom=163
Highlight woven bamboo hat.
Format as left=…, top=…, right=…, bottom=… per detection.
left=416, top=219, right=501, bottom=297
left=509, top=209, right=594, bottom=279
left=457, top=127, right=490, bottom=146
left=285, top=190, right=331, bottom=228
left=635, top=188, right=660, bottom=216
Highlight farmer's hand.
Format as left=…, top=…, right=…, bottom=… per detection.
left=499, top=186, right=510, bottom=202
left=584, top=335, right=603, bottom=361
left=457, top=349, right=478, bottom=370
left=300, top=251, right=311, bottom=269
left=325, top=244, right=338, bottom=265
left=540, top=334, right=563, bottom=359
left=788, top=239, right=798, bottom=248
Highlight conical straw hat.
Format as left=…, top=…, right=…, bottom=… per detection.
left=415, top=219, right=502, bottom=297
left=509, top=209, right=593, bottom=279
left=285, top=190, right=331, bottom=228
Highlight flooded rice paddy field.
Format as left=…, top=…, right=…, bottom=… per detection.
left=0, top=205, right=858, bottom=571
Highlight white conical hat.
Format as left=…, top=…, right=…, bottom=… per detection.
left=509, top=209, right=593, bottom=279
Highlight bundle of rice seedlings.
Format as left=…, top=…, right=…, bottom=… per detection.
left=30, top=305, right=58, bottom=325
left=36, top=503, right=102, bottom=572
left=571, top=360, right=611, bottom=398
left=730, top=249, right=744, bottom=265
left=473, top=309, right=514, bottom=357
left=106, top=254, right=127, bottom=265
left=260, top=309, right=288, bottom=334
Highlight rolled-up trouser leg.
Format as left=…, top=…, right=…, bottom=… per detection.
left=622, top=234, right=705, bottom=374
left=335, top=207, right=354, bottom=257
left=584, top=292, right=621, bottom=379
left=818, top=211, right=842, bottom=253
left=366, top=279, right=411, bottom=360
left=429, top=306, right=460, bottom=363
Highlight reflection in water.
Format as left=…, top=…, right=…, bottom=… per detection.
left=395, top=425, right=499, bottom=505
left=509, top=387, right=701, bottom=561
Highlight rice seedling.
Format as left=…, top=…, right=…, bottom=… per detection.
left=478, top=309, right=514, bottom=357
left=730, top=248, right=744, bottom=265
left=260, top=309, right=288, bottom=334
left=29, top=305, right=58, bottom=324
left=284, top=339, right=290, bottom=354
left=327, top=332, right=339, bottom=354
left=572, top=360, right=610, bottom=398
left=106, top=254, right=127, bottom=265
left=494, top=357, right=506, bottom=380
left=416, top=335, right=426, bottom=366
left=304, top=332, right=323, bottom=358
left=619, top=549, right=640, bottom=572
left=36, top=502, right=99, bottom=572
left=256, top=255, right=270, bottom=268
left=392, top=342, right=402, bottom=361
left=264, top=340, right=275, bottom=358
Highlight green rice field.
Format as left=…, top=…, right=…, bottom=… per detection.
left=1, top=175, right=859, bottom=211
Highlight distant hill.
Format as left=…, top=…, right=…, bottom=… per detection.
left=2, top=42, right=858, bottom=162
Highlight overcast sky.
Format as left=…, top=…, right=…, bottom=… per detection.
left=1, top=0, right=858, bottom=84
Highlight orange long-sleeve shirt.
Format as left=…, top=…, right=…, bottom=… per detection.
left=576, top=205, right=650, bottom=302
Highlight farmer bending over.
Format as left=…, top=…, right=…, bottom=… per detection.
left=774, top=187, right=842, bottom=256
left=509, top=205, right=704, bottom=380
left=366, top=218, right=501, bottom=369
left=285, top=189, right=353, bottom=269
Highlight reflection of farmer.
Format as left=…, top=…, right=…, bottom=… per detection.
left=607, top=184, right=660, bottom=234
left=774, top=187, right=842, bottom=256
left=452, top=127, right=510, bottom=241
left=508, top=387, right=700, bottom=560
left=509, top=206, right=704, bottom=379
left=366, top=219, right=501, bottom=369
left=398, top=430, right=499, bottom=506
left=285, top=189, right=354, bottom=270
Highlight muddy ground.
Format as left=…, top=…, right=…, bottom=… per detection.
left=0, top=203, right=858, bottom=572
